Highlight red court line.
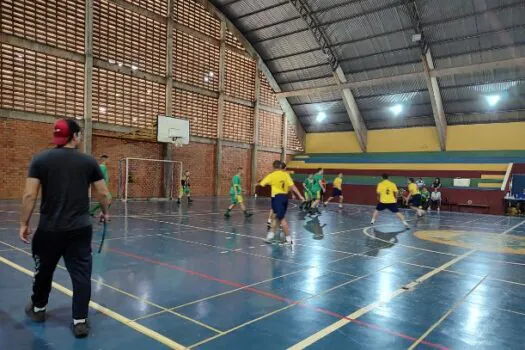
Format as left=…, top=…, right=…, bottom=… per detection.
left=105, top=246, right=448, bottom=350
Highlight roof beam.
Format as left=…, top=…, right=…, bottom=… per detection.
left=288, top=0, right=367, bottom=152
left=275, top=56, right=525, bottom=98
left=404, top=0, right=447, bottom=151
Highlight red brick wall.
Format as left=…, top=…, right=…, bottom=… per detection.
left=0, top=118, right=54, bottom=199
left=170, top=142, right=216, bottom=196
left=219, top=146, right=252, bottom=196
left=92, top=135, right=164, bottom=199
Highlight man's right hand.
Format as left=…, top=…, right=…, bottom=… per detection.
left=99, top=213, right=110, bottom=223
left=19, top=224, right=32, bottom=244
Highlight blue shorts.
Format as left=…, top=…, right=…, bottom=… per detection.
left=271, top=194, right=289, bottom=220
left=332, top=188, right=342, bottom=197
left=410, top=194, right=422, bottom=208
left=376, top=202, right=399, bottom=213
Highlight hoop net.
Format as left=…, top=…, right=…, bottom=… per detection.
left=118, top=158, right=183, bottom=201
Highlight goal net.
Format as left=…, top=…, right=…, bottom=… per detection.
left=117, top=158, right=183, bottom=201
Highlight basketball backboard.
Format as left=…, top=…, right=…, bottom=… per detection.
left=157, top=115, right=189, bottom=145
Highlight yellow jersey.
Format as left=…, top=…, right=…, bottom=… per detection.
left=333, top=176, right=343, bottom=190
left=408, top=183, right=420, bottom=196
left=260, top=170, right=295, bottom=197
left=377, top=180, right=398, bottom=204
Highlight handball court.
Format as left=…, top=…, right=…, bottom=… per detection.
left=1, top=198, right=525, bottom=350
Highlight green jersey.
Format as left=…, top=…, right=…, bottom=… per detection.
left=100, top=164, right=109, bottom=184
left=230, top=175, right=241, bottom=195
left=303, top=178, right=314, bottom=194
left=421, top=190, right=430, bottom=200
left=311, top=174, right=323, bottom=192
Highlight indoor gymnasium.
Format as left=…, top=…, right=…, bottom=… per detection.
left=2, top=0, right=525, bottom=349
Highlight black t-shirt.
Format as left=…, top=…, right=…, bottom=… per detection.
left=28, top=148, right=104, bottom=231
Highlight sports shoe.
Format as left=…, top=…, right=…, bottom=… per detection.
left=25, top=301, right=45, bottom=323
left=72, top=320, right=90, bottom=338
left=224, top=211, right=231, bottom=218
left=282, top=236, right=293, bottom=245
left=265, top=232, right=275, bottom=244
left=176, top=199, right=181, bottom=204
left=244, top=212, right=253, bottom=218
left=339, top=204, right=343, bottom=209
left=188, top=198, right=193, bottom=203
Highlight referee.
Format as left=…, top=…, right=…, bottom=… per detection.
left=19, top=119, right=111, bottom=338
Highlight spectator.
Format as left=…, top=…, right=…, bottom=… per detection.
left=431, top=177, right=442, bottom=190
left=429, top=188, right=442, bottom=212
left=421, top=186, right=430, bottom=209
left=416, top=177, right=425, bottom=189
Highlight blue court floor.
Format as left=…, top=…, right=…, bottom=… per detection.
left=1, top=197, right=525, bottom=349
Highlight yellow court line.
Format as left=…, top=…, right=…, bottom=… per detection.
left=286, top=249, right=475, bottom=349
left=0, top=240, right=223, bottom=334
left=407, top=275, right=487, bottom=350
left=0, top=255, right=186, bottom=350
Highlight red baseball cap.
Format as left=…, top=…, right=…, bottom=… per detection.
left=53, top=119, right=80, bottom=146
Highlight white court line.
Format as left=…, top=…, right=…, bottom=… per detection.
left=287, top=220, right=525, bottom=349
left=407, top=275, right=488, bottom=350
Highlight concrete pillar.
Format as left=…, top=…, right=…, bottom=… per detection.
left=281, top=112, right=288, bottom=163
left=164, top=0, right=175, bottom=198
left=83, top=0, right=94, bottom=154
left=251, top=61, right=261, bottom=195
left=215, top=22, right=227, bottom=196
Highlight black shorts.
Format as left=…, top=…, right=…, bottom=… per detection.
left=410, top=194, right=422, bottom=208
left=332, top=188, right=342, bottom=197
left=376, top=202, right=399, bottom=213
left=271, top=194, right=289, bottom=220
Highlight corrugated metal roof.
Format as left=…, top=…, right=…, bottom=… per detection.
left=211, top=0, right=525, bottom=132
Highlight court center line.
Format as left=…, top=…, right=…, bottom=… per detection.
left=286, top=236, right=475, bottom=350
left=407, top=275, right=488, bottom=350
left=0, top=255, right=187, bottom=350
left=0, top=240, right=222, bottom=335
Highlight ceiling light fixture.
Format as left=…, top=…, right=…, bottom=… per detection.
left=316, top=112, right=326, bottom=123
left=389, top=104, right=403, bottom=116
left=486, top=94, right=500, bottom=107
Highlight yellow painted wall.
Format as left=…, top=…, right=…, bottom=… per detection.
left=305, top=131, right=362, bottom=153
left=367, top=127, right=440, bottom=152
left=447, top=122, right=525, bottom=151
left=305, top=122, right=525, bottom=153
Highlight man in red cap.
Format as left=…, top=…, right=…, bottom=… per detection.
left=20, top=118, right=111, bottom=338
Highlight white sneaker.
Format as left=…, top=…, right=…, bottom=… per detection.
left=339, top=204, right=343, bottom=209
left=403, top=221, right=410, bottom=228
left=284, top=236, right=293, bottom=245
left=265, top=232, right=275, bottom=244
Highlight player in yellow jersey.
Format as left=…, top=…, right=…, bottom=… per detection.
left=324, top=172, right=344, bottom=209
left=371, top=174, right=409, bottom=228
left=259, top=160, right=304, bottom=244
left=407, top=177, right=426, bottom=217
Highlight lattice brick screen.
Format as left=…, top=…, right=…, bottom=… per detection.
left=94, top=0, right=166, bottom=76
left=174, top=30, right=220, bottom=91
left=124, top=0, right=168, bottom=16
left=225, top=50, right=256, bottom=101
left=173, top=89, right=218, bottom=139
left=174, top=0, right=220, bottom=39
left=287, top=123, right=304, bottom=152
left=93, top=68, right=164, bottom=129
left=0, top=44, right=84, bottom=118
left=1, top=0, right=85, bottom=54
left=226, top=30, right=245, bottom=51
left=223, top=101, right=254, bottom=144
left=258, top=110, right=283, bottom=149
left=259, top=71, right=280, bottom=108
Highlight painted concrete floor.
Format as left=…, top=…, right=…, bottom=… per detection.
left=1, top=197, right=525, bottom=349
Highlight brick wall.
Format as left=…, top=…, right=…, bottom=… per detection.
left=0, top=118, right=54, bottom=199
left=218, top=146, right=252, bottom=196
left=170, top=142, right=216, bottom=197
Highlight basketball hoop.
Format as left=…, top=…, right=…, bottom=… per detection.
left=170, top=137, right=184, bottom=147
left=168, top=128, right=184, bottom=147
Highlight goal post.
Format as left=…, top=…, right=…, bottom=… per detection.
left=118, top=157, right=183, bottom=201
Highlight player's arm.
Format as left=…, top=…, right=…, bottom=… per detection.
left=376, top=184, right=381, bottom=202
left=20, top=178, right=40, bottom=243
left=93, top=180, right=111, bottom=216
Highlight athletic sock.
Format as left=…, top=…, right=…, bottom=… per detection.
left=73, top=319, right=86, bottom=325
